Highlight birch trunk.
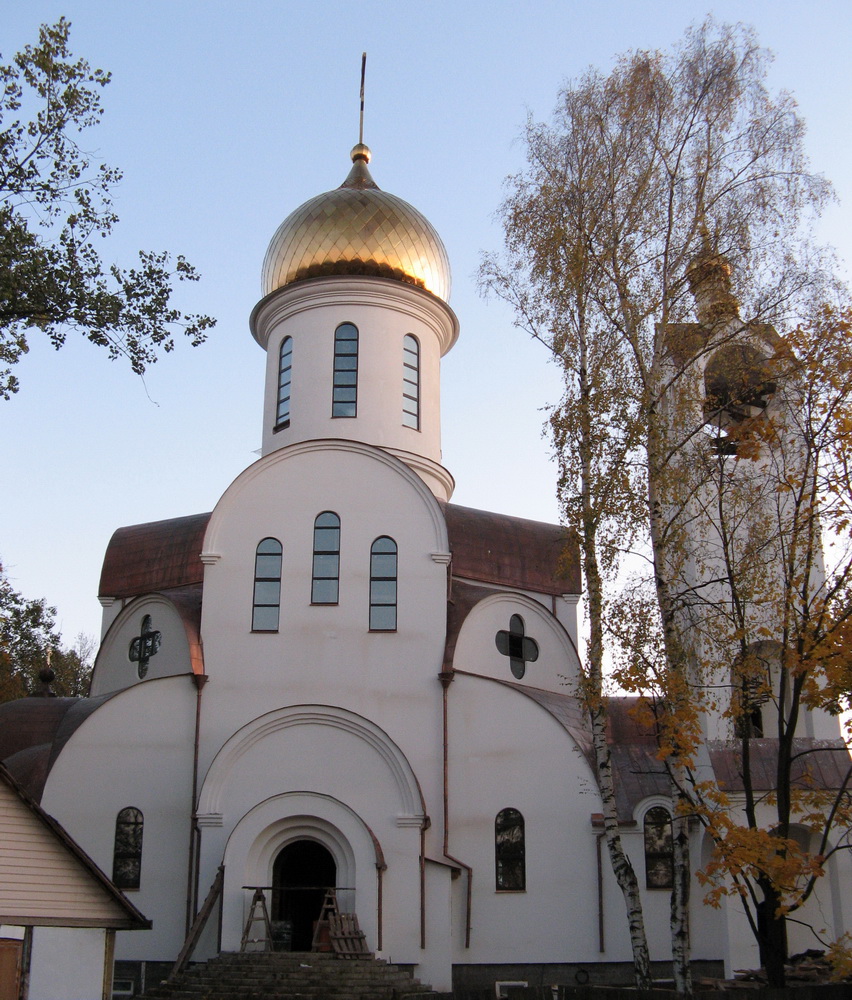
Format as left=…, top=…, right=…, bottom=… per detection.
left=578, top=319, right=653, bottom=990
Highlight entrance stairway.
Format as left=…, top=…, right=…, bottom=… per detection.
left=139, top=951, right=435, bottom=1000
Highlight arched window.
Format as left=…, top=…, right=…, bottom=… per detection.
left=113, top=807, right=144, bottom=890
left=252, top=537, right=282, bottom=631
left=369, top=537, right=397, bottom=631
left=644, top=806, right=674, bottom=889
left=495, top=614, right=539, bottom=680
left=276, top=336, right=293, bottom=430
left=495, top=808, right=525, bottom=891
left=402, top=334, right=420, bottom=429
left=311, top=512, right=340, bottom=604
left=332, top=322, right=358, bottom=417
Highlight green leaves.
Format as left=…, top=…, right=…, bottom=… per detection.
left=0, top=18, right=214, bottom=397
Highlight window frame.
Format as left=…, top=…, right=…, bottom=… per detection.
left=311, top=512, right=341, bottom=605
left=369, top=536, right=397, bottom=631
left=643, top=805, right=674, bottom=890
left=495, top=807, right=526, bottom=892
left=495, top=614, right=539, bottom=680
left=252, top=537, right=283, bottom=632
left=402, top=334, right=420, bottom=430
left=113, top=807, right=144, bottom=891
left=275, top=336, right=293, bottom=431
left=332, top=322, right=359, bottom=418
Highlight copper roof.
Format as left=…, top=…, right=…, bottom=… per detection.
left=0, top=694, right=116, bottom=801
left=99, top=502, right=578, bottom=601
left=99, top=512, right=211, bottom=598
left=442, top=502, right=579, bottom=596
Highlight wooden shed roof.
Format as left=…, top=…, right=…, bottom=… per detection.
left=0, top=762, right=149, bottom=929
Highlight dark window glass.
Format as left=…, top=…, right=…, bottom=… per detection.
left=113, top=807, right=144, bottom=890
left=403, top=334, right=420, bottom=430
left=276, top=337, right=293, bottom=429
left=312, top=512, right=340, bottom=604
left=644, top=806, right=674, bottom=889
left=495, top=614, right=539, bottom=679
left=495, top=808, right=525, bottom=891
left=128, top=614, right=161, bottom=679
left=333, top=323, right=358, bottom=417
left=369, top=536, right=397, bottom=631
left=253, top=537, right=282, bottom=631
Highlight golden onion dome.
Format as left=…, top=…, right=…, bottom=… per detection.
left=261, top=145, right=451, bottom=302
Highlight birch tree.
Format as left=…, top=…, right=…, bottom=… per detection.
left=481, top=84, right=652, bottom=988
left=485, top=19, right=838, bottom=993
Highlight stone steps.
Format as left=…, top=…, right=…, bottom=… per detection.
left=140, top=951, right=434, bottom=1000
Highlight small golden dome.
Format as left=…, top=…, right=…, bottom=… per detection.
left=261, top=145, right=451, bottom=302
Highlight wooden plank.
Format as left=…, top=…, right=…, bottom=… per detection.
left=328, top=912, right=372, bottom=959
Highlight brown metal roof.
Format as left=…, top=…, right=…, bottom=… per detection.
left=708, top=738, right=852, bottom=792
left=442, top=502, right=579, bottom=596
left=99, top=512, right=211, bottom=598
left=0, top=694, right=116, bottom=801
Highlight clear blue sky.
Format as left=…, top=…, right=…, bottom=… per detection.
left=3, top=0, right=851, bottom=645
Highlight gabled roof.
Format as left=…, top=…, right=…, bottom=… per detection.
left=0, top=762, right=150, bottom=929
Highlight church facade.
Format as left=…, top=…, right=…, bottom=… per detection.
left=2, top=142, right=851, bottom=997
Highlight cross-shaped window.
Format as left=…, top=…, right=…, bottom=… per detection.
left=495, top=614, right=539, bottom=679
left=129, top=614, right=161, bottom=679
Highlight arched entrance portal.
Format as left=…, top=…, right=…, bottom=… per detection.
left=272, top=840, right=337, bottom=951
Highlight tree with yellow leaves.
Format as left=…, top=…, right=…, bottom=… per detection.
left=485, top=17, right=850, bottom=993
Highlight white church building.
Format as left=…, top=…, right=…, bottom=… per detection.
left=2, top=141, right=850, bottom=997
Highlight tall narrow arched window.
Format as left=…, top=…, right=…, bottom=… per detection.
left=113, top=807, right=144, bottom=890
left=369, top=536, right=397, bottom=631
left=276, top=336, right=293, bottom=430
left=495, top=808, right=525, bottom=891
left=311, top=512, right=340, bottom=604
left=252, top=537, right=282, bottom=631
left=644, top=806, right=674, bottom=889
left=402, top=334, right=420, bottom=429
left=332, top=322, right=358, bottom=417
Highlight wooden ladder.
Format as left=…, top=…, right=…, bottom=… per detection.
left=311, top=888, right=339, bottom=951
left=240, top=888, right=273, bottom=952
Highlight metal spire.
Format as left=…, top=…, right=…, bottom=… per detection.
left=359, top=52, right=366, bottom=145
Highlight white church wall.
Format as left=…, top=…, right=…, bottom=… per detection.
left=446, top=674, right=602, bottom=964
left=38, top=677, right=198, bottom=962
left=196, top=442, right=449, bottom=806
left=450, top=592, right=581, bottom=693
left=421, top=860, right=455, bottom=992
left=90, top=595, right=194, bottom=696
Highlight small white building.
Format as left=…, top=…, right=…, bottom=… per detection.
left=1, top=142, right=849, bottom=996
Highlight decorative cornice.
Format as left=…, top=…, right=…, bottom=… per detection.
left=250, top=275, right=459, bottom=355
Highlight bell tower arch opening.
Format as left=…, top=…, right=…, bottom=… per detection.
left=272, top=839, right=337, bottom=951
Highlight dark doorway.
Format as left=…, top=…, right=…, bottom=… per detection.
left=272, top=840, right=337, bottom=951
